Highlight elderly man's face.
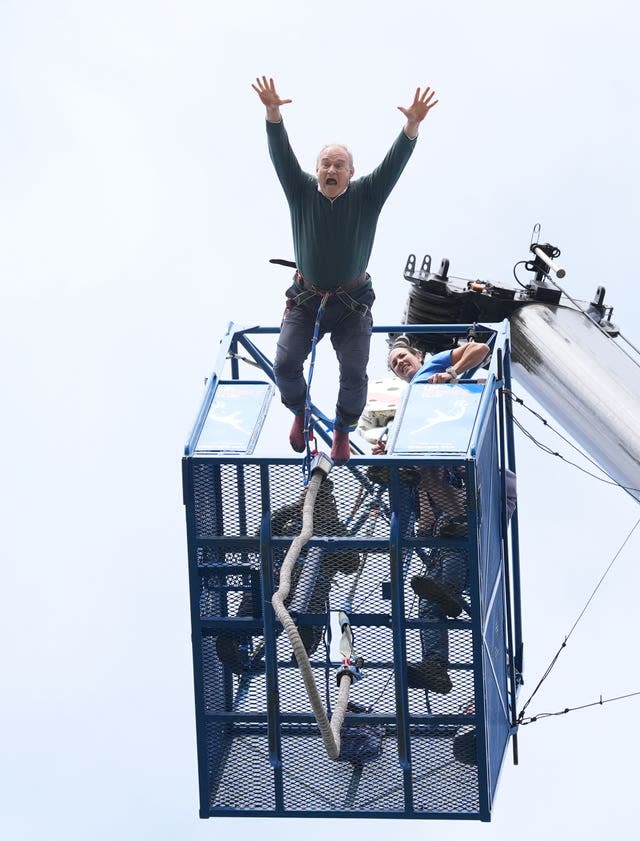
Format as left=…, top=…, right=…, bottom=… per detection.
left=316, top=145, right=354, bottom=199
left=388, top=347, right=423, bottom=382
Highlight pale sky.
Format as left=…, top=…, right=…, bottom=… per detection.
left=2, top=1, right=640, bottom=839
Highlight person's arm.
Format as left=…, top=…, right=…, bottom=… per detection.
left=397, top=85, right=439, bottom=139
left=251, top=76, right=292, bottom=122
left=362, top=84, right=439, bottom=210
left=252, top=76, right=307, bottom=200
left=429, top=342, right=490, bottom=383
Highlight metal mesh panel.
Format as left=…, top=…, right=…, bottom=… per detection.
left=193, top=462, right=263, bottom=539
left=206, top=726, right=275, bottom=811
left=280, top=733, right=403, bottom=813
left=192, top=462, right=222, bottom=538
left=475, top=400, right=512, bottom=806
left=409, top=734, right=479, bottom=813
left=201, top=635, right=228, bottom=714
left=484, top=582, right=509, bottom=793
left=476, top=419, right=502, bottom=623
left=199, top=554, right=261, bottom=618
left=185, top=451, right=511, bottom=819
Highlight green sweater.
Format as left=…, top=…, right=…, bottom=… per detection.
left=266, top=119, right=417, bottom=290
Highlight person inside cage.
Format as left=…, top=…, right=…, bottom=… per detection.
left=371, top=337, right=516, bottom=694
left=387, top=334, right=491, bottom=386
left=400, top=462, right=516, bottom=695
left=216, top=478, right=359, bottom=673
left=406, top=465, right=469, bottom=693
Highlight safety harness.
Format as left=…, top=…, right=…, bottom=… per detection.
left=290, top=270, right=371, bottom=317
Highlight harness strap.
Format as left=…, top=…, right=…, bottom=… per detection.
left=292, top=271, right=370, bottom=317
left=335, top=290, right=370, bottom=317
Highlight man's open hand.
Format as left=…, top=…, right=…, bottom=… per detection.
left=251, top=76, right=292, bottom=109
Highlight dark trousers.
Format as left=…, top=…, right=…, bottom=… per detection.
left=274, top=284, right=375, bottom=431
left=419, top=545, right=468, bottom=663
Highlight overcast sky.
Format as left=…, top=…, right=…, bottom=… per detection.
left=2, top=1, right=640, bottom=839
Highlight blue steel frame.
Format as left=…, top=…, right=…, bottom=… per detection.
left=182, top=321, right=523, bottom=820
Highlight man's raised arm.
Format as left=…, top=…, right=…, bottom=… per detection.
left=398, top=85, right=439, bottom=139
left=251, top=76, right=292, bottom=123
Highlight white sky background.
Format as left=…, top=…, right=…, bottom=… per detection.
left=2, top=0, right=640, bottom=838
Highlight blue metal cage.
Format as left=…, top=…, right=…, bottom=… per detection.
left=182, top=321, right=522, bottom=820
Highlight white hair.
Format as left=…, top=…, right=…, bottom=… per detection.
left=316, top=144, right=353, bottom=169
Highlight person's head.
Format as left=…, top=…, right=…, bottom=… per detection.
left=388, top=345, right=424, bottom=383
left=316, top=144, right=354, bottom=199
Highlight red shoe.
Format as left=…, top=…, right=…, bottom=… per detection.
left=331, top=428, right=351, bottom=465
left=289, top=413, right=306, bottom=453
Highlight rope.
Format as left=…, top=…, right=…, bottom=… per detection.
left=517, top=506, right=640, bottom=725
left=519, top=691, right=640, bottom=726
left=271, top=469, right=352, bottom=760
left=618, top=330, right=640, bottom=357
left=544, top=275, right=640, bottom=372
left=506, top=388, right=640, bottom=494
left=506, top=388, right=640, bottom=723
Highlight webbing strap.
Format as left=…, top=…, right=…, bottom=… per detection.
left=292, top=272, right=370, bottom=318
left=302, top=293, right=331, bottom=485
left=292, top=287, right=369, bottom=318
